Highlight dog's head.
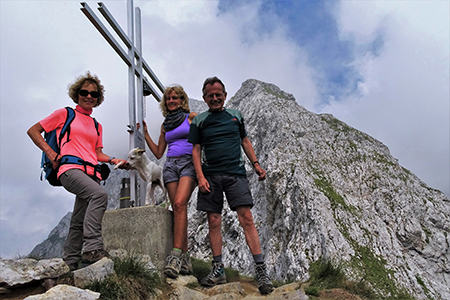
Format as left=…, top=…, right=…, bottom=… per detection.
left=127, top=148, right=146, bottom=167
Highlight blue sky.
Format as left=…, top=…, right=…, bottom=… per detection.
left=1, top=0, right=448, bottom=259
left=219, top=0, right=365, bottom=103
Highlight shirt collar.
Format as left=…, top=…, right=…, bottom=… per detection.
left=75, top=105, right=93, bottom=115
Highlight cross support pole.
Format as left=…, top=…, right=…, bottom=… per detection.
left=80, top=0, right=164, bottom=206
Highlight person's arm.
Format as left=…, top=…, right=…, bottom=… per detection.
left=140, top=121, right=167, bottom=159
left=95, top=147, right=128, bottom=169
left=241, top=136, right=266, bottom=181
left=27, top=122, right=60, bottom=169
left=192, top=144, right=210, bottom=193
left=188, top=112, right=198, bottom=123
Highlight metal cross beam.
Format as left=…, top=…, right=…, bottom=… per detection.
left=80, top=0, right=164, bottom=206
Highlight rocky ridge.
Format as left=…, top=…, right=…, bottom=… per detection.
left=27, top=79, right=449, bottom=300
left=188, top=79, right=450, bottom=299
left=1, top=253, right=310, bottom=300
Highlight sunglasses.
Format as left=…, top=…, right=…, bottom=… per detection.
left=79, top=89, right=100, bottom=98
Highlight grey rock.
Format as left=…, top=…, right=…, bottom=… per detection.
left=206, top=282, right=244, bottom=296
left=242, top=290, right=308, bottom=300
left=166, top=274, right=198, bottom=287
left=23, top=284, right=100, bottom=300
left=169, top=285, right=208, bottom=300
left=209, top=292, right=245, bottom=300
left=73, top=257, right=115, bottom=288
left=0, top=258, right=69, bottom=287
left=29, top=212, right=71, bottom=259
left=205, top=282, right=245, bottom=300
left=189, top=98, right=209, bottom=114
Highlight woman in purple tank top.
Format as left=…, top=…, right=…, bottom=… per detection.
left=140, top=85, right=197, bottom=279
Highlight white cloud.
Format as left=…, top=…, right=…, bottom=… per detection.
left=137, top=0, right=318, bottom=107
left=140, top=0, right=217, bottom=26
left=324, top=0, right=449, bottom=194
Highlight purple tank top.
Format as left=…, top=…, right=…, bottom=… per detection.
left=165, top=114, right=193, bottom=157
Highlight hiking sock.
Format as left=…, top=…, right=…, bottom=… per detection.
left=212, top=254, right=222, bottom=263
left=253, top=253, right=264, bottom=264
left=171, top=248, right=182, bottom=258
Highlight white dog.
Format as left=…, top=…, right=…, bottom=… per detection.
left=125, top=147, right=167, bottom=206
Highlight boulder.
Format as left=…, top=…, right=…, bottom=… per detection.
left=23, top=284, right=100, bottom=300
left=73, top=258, right=115, bottom=288
left=0, top=258, right=69, bottom=287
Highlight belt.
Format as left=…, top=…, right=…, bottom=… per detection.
left=60, top=155, right=101, bottom=175
left=167, top=154, right=192, bottom=161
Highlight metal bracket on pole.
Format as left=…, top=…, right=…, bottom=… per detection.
left=80, top=0, right=165, bottom=206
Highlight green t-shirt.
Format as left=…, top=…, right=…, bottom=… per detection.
left=188, top=108, right=247, bottom=177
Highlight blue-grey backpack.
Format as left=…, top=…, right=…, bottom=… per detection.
left=40, top=107, right=99, bottom=186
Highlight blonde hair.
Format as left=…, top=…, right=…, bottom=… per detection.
left=160, top=85, right=190, bottom=117
left=68, top=71, right=105, bottom=107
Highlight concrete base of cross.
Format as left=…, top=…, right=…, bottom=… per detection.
left=102, top=205, right=173, bottom=270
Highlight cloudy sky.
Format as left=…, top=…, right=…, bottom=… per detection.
left=1, top=0, right=448, bottom=259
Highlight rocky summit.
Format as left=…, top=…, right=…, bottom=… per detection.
left=29, top=79, right=449, bottom=300
left=189, top=79, right=450, bottom=300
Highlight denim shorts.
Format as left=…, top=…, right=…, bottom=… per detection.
left=163, top=155, right=196, bottom=185
left=197, top=175, right=254, bottom=213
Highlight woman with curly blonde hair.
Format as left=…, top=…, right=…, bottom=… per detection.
left=139, top=85, right=197, bottom=279
left=68, top=72, right=105, bottom=106
left=27, top=71, right=128, bottom=271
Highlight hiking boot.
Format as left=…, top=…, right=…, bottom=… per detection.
left=164, top=250, right=182, bottom=279
left=66, top=263, right=79, bottom=272
left=81, top=249, right=110, bottom=268
left=255, top=263, right=274, bottom=295
left=180, top=252, right=193, bottom=275
left=200, top=261, right=226, bottom=287
left=64, top=259, right=80, bottom=272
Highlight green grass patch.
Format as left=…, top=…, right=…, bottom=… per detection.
left=313, top=176, right=353, bottom=211
left=191, top=257, right=213, bottom=282
left=308, top=259, right=346, bottom=290
left=304, top=258, right=412, bottom=300
left=346, top=246, right=416, bottom=299
left=354, top=246, right=395, bottom=294
left=304, top=285, right=320, bottom=296
left=86, top=254, right=162, bottom=300
left=225, top=266, right=241, bottom=282
left=415, top=275, right=432, bottom=299
left=263, top=85, right=290, bottom=99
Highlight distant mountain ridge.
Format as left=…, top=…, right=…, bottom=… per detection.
left=31, top=79, right=450, bottom=300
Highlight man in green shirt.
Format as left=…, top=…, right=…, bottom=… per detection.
left=188, top=76, right=273, bottom=295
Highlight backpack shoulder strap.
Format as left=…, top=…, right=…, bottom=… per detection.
left=92, top=117, right=100, bottom=136
left=59, top=107, right=76, bottom=147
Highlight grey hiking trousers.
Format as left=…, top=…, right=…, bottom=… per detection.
left=60, top=169, right=108, bottom=266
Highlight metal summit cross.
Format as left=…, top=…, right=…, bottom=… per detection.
left=80, top=0, right=164, bottom=206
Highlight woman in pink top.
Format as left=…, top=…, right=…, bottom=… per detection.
left=27, top=72, right=128, bottom=271
left=139, top=85, right=197, bottom=278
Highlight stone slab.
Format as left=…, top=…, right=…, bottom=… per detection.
left=102, top=206, right=173, bottom=270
